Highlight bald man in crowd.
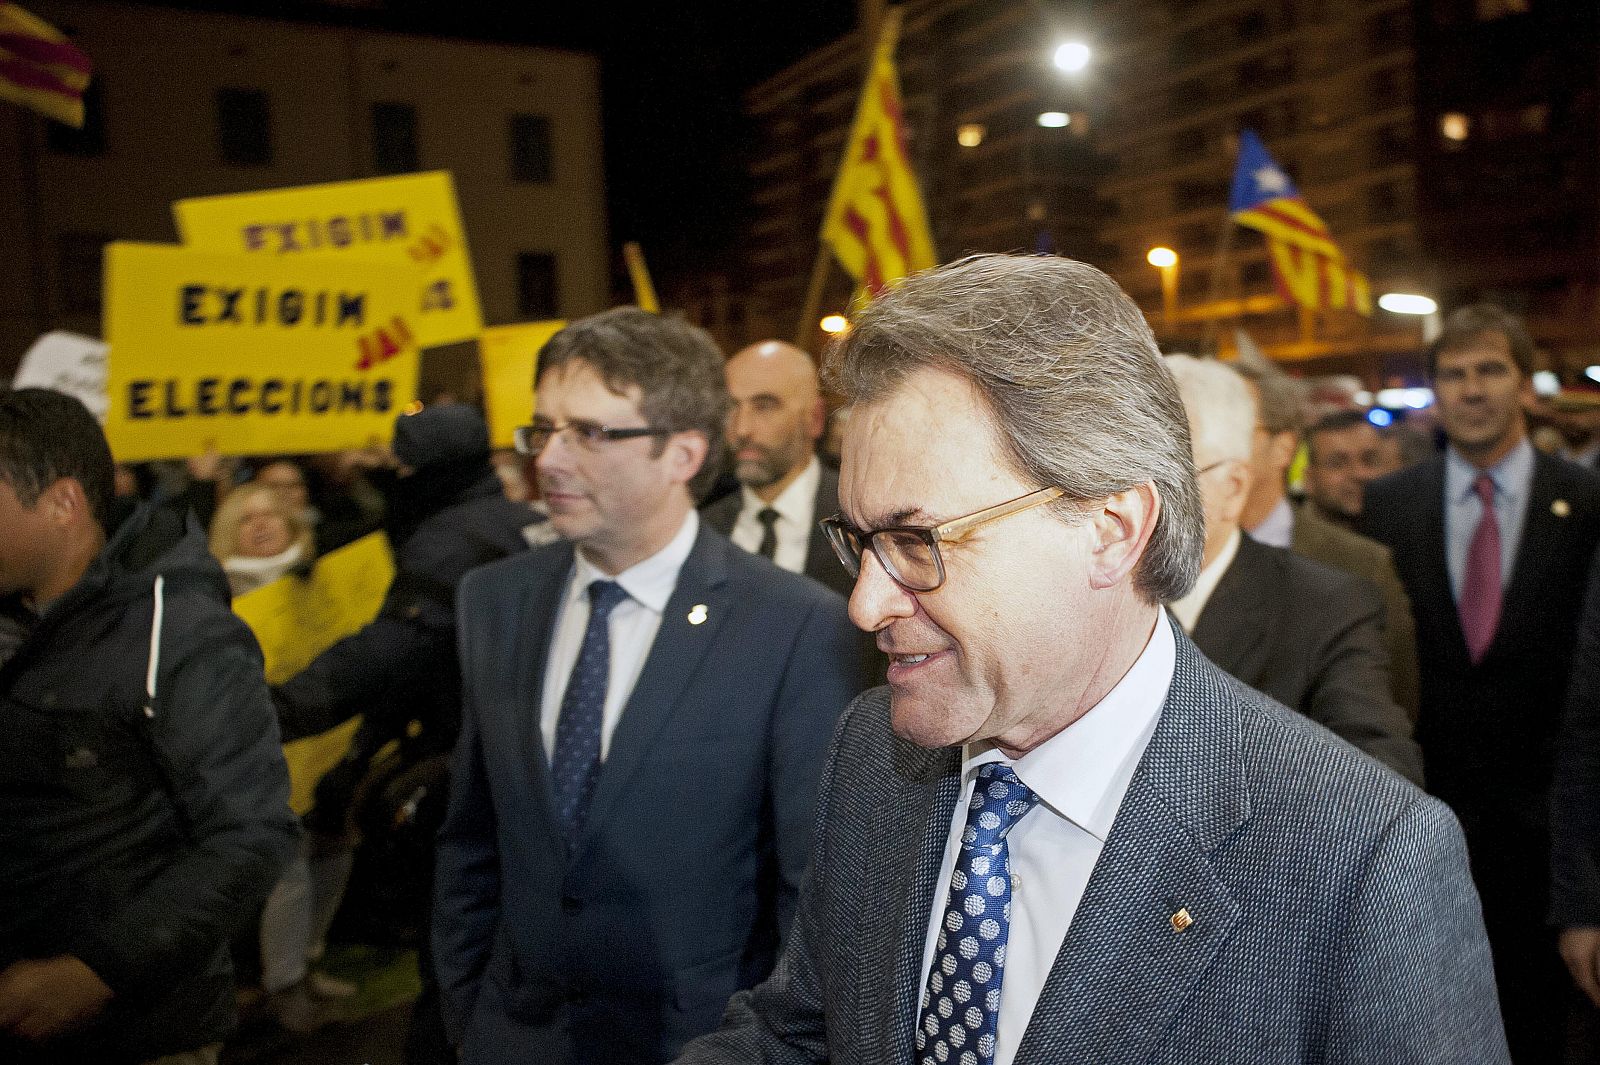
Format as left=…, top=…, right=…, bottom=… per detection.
left=703, top=341, right=854, bottom=599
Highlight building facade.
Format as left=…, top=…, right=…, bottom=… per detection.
left=712, top=0, right=1594, bottom=377
left=0, top=1, right=608, bottom=378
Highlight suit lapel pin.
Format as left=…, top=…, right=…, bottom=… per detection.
left=687, top=604, right=708, bottom=625
left=1553, top=499, right=1571, bottom=518
left=1170, top=908, right=1194, bottom=933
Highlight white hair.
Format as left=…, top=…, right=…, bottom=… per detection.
left=1164, top=354, right=1258, bottom=466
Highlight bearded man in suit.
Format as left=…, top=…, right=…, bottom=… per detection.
left=673, top=254, right=1504, bottom=1065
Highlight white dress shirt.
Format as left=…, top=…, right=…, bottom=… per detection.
left=1248, top=495, right=1294, bottom=548
left=539, top=510, right=699, bottom=760
left=916, top=612, right=1176, bottom=1065
left=1167, top=528, right=1241, bottom=632
left=729, top=455, right=821, bottom=574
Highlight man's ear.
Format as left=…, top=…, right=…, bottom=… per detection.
left=1268, top=429, right=1299, bottom=474
left=1086, top=482, right=1160, bottom=591
left=39, top=477, right=89, bottom=528
left=806, top=397, right=827, bottom=442
left=664, top=430, right=711, bottom=487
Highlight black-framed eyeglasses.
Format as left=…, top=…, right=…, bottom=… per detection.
left=820, top=486, right=1067, bottom=593
left=513, top=418, right=673, bottom=456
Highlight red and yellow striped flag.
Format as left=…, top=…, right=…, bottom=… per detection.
left=1229, top=129, right=1371, bottom=316
left=0, top=2, right=91, bottom=127
left=818, top=10, right=936, bottom=301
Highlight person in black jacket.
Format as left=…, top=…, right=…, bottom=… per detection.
left=266, top=402, right=541, bottom=1055
left=0, top=387, right=298, bottom=1065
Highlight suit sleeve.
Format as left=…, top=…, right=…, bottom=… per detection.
left=1325, top=795, right=1510, bottom=1064
left=1301, top=575, right=1425, bottom=786
left=70, top=605, right=299, bottom=998
left=431, top=572, right=504, bottom=1045
left=676, top=699, right=854, bottom=1065
left=1551, top=548, right=1600, bottom=928
left=767, top=592, right=866, bottom=941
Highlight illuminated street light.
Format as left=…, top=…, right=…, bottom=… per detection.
left=1378, top=293, right=1439, bottom=315
left=1439, top=113, right=1471, bottom=142
left=820, top=314, right=850, bottom=335
left=1036, top=111, right=1070, bottom=128
left=1146, top=246, right=1179, bottom=326
left=957, top=123, right=986, bottom=148
left=1053, top=41, right=1091, bottom=73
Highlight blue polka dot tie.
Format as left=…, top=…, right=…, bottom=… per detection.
left=916, top=762, right=1040, bottom=1065
left=550, top=580, right=628, bottom=847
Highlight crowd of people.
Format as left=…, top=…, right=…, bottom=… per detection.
left=4, top=253, right=1600, bottom=1064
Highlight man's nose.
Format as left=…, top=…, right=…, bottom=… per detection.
left=848, top=550, right=917, bottom=634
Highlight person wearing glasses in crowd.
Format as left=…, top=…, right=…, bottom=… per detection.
left=431, top=308, right=866, bottom=1065
left=672, top=255, right=1505, bottom=1065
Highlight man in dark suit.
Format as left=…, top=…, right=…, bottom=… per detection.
left=702, top=341, right=853, bottom=600
left=675, top=255, right=1504, bottom=1065
left=432, top=310, right=865, bottom=1065
left=1364, top=303, right=1600, bottom=1063
left=1163, top=355, right=1420, bottom=783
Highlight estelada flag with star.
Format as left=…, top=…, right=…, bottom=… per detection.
left=1230, top=128, right=1371, bottom=316
left=0, top=2, right=91, bottom=127
left=818, top=8, right=936, bottom=302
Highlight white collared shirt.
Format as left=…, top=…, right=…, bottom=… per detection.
left=539, top=510, right=699, bottom=760
left=916, top=612, right=1176, bottom=1065
left=1167, top=528, right=1242, bottom=632
left=729, top=455, right=822, bottom=574
left=1249, top=494, right=1294, bottom=548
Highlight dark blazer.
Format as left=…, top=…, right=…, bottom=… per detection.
left=1551, top=549, right=1600, bottom=928
left=1291, top=502, right=1420, bottom=720
left=1364, top=449, right=1600, bottom=1059
left=1362, top=451, right=1600, bottom=832
left=433, top=525, right=866, bottom=1065
left=1191, top=533, right=1422, bottom=784
left=701, top=463, right=855, bottom=600
left=675, top=623, right=1507, bottom=1065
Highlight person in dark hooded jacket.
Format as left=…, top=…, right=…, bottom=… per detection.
left=0, top=387, right=298, bottom=1065
left=263, top=403, right=540, bottom=1048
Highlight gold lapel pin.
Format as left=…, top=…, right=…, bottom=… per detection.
left=1171, top=908, right=1194, bottom=933
left=1553, top=499, right=1571, bottom=518
left=687, top=604, right=708, bottom=625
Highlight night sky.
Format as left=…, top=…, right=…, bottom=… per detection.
left=161, top=0, right=860, bottom=286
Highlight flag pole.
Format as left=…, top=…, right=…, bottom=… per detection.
left=795, top=5, right=901, bottom=345
left=1200, top=216, right=1235, bottom=353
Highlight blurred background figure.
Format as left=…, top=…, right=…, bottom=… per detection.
left=209, top=483, right=314, bottom=597
left=1304, top=411, right=1399, bottom=530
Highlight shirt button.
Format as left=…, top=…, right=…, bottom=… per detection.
left=1011, top=874, right=1022, bottom=890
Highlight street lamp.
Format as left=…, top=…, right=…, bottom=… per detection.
left=1147, top=246, right=1179, bottom=326
left=1379, top=291, right=1441, bottom=342
left=820, top=314, right=850, bottom=335
left=1053, top=41, right=1091, bottom=73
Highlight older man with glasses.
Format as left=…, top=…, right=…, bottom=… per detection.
left=432, top=307, right=866, bottom=1065
left=673, top=254, right=1505, bottom=1065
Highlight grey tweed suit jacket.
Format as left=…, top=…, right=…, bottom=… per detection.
left=675, top=620, right=1508, bottom=1064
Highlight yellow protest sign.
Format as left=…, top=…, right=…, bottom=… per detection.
left=103, top=242, right=420, bottom=461
left=480, top=320, right=565, bottom=449
left=174, top=171, right=482, bottom=348
left=233, top=531, right=395, bottom=815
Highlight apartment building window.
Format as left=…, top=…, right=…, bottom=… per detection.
left=47, top=80, right=105, bottom=156
left=1240, top=259, right=1273, bottom=289
left=371, top=102, right=420, bottom=174
left=509, top=113, right=552, bottom=183
left=516, top=252, right=559, bottom=319
left=216, top=87, right=272, bottom=166
left=57, top=233, right=108, bottom=315
left=1476, top=0, right=1530, bottom=18
left=1174, top=180, right=1224, bottom=212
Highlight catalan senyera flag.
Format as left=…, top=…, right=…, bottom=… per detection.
left=818, top=11, right=936, bottom=300
left=0, top=2, right=91, bottom=127
left=1230, top=129, right=1371, bottom=316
